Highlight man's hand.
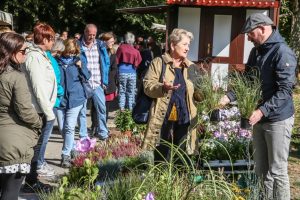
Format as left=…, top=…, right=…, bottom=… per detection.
left=163, top=77, right=180, bottom=91
left=219, top=95, right=230, bottom=107
left=249, top=109, right=264, bottom=125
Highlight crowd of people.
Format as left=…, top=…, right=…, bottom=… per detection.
left=0, top=22, right=165, bottom=198
left=0, top=13, right=297, bottom=200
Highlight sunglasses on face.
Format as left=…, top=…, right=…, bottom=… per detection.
left=18, top=47, right=29, bottom=55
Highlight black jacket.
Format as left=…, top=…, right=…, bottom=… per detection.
left=228, top=29, right=297, bottom=122
left=105, top=53, right=118, bottom=94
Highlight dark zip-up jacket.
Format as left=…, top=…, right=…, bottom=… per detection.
left=227, top=29, right=296, bottom=122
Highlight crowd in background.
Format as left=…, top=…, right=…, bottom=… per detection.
left=0, top=22, right=164, bottom=197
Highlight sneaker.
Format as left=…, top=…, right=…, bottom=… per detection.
left=61, top=155, right=72, bottom=168
left=37, top=162, right=55, bottom=177
left=70, top=150, right=79, bottom=159
left=22, top=181, right=53, bottom=193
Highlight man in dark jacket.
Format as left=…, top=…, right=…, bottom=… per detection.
left=220, top=13, right=296, bottom=200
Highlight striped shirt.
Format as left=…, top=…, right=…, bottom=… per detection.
left=82, top=40, right=101, bottom=89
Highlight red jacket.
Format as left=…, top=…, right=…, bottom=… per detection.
left=116, top=44, right=142, bottom=68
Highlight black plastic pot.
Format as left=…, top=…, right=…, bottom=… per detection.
left=240, top=118, right=252, bottom=129
left=209, top=109, right=221, bottom=122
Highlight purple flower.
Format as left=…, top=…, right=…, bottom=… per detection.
left=145, top=192, right=155, bottom=200
left=75, top=137, right=97, bottom=153
left=213, top=131, right=221, bottom=138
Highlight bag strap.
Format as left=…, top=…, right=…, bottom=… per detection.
left=159, top=57, right=166, bottom=83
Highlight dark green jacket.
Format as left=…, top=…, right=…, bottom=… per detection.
left=0, top=66, right=42, bottom=166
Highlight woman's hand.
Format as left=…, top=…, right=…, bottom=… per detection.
left=76, top=60, right=82, bottom=68
left=219, top=95, right=230, bottom=107
left=163, top=77, right=180, bottom=91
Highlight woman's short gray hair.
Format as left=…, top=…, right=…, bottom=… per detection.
left=169, top=28, right=194, bottom=46
left=51, top=38, right=65, bottom=53
left=124, top=32, right=135, bottom=45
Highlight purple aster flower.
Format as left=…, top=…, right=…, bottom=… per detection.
left=145, top=192, right=155, bottom=200
left=213, top=131, right=221, bottom=138
left=75, top=137, right=97, bottom=153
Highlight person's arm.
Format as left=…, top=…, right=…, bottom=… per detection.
left=110, top=54, right=118, bottom=82
left=77, top=58, right=91, bottom=80
left=143, top=57, right=166, bottom=98
left=258, top=49, right=296, bottom=117
left=25, top=53, right=56, bottom=121
left=13, top=73, right=42, bottom=130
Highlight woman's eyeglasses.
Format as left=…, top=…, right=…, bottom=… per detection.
left=18, top=47, right=29, bottom=55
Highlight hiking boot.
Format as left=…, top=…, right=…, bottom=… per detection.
left=22, top=181, right=53, bottom=193
left=37, top=162, right=55, bottom=177
left=61, top=155, right=72, bottom=168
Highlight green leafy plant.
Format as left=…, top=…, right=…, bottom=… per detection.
left=115, top=109, right=147, bottom=135
left=115, top=109, right=136, bottom=133
left=229, top=70, right=261, bottom=119
left=39, top=158, right=102, bottom=200
left=195, top=72, right=224, bottom=114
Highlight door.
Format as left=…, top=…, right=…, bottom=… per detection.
left=199, top=7, right=245, bottom=65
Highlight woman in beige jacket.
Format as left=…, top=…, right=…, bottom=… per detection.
left=142, top=29, right=198, bottom=165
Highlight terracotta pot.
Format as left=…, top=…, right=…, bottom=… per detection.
left=240, top=118, right=252, bottom=129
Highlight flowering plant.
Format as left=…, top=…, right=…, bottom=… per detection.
left=75, top=136, right=97, bottom=153
left=72, top=134, right=143, bottom=168
left=199, top=106, right=253, bottom=162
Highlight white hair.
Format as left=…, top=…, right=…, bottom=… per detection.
left=124, top=32, right=135, bottom=45
left=169, top=28, right=193, bottom=46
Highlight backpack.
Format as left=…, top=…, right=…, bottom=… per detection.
left=132, top=58, right=166, bottom=124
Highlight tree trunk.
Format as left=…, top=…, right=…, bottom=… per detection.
left=289, top=0, right=300, bottom=68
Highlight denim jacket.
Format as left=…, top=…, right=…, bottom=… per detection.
left=78, top=39, right=110, bottom=86
left=57, top=56, right=91, bottom=109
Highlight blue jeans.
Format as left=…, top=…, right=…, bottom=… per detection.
left=36, top=111, right=55, bottom=168
left=118, top=73, right=136, bottom=110
left=253, top=116, right=294, bottom=200
left=56, top=104, right=84, bottom=157
left=77, top=100, right=88, bottom=139
left=92, top=86, right=108, bottom=139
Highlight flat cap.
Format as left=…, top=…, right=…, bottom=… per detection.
left=241, top=13, right=274, bottom=33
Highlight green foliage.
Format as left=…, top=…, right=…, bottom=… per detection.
left=279, top=0, right=293, bottom=43
left=114, top=109, right=146, bottom=134
left=195, top=72, right=224, bottom=114
left=0, top=0, right=166, bottom=41
left=40, top=158, right=102, bottom=200
left=229, top=71, right=261, bottom=119
left=67, top=158, right=99, bottom=186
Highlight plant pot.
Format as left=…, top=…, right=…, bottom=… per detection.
left=208, top=160, right=220, bottom=165
left=209, top=109, right=221, bottom=122
left=235, top=159, right=247, bottom=164
left=240, top=118, right=252, bottom=129
left=221, top=160, right=231, bottom=164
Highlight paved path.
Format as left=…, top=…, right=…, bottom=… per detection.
left=19, top=100, right=118, bottom=199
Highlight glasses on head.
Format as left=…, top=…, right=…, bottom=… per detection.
left=18, top=47, right=29, bottom=55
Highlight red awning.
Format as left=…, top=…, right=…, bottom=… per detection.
left=166, top=0, right=279, bottom=8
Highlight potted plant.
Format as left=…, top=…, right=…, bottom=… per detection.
left=115, top=109, right=147, bottom=137
left=229, top=71, right=261, bottom=129
left=195, top=72, right=224, bottom=122
left=115, top=109, right=135, bottom=137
